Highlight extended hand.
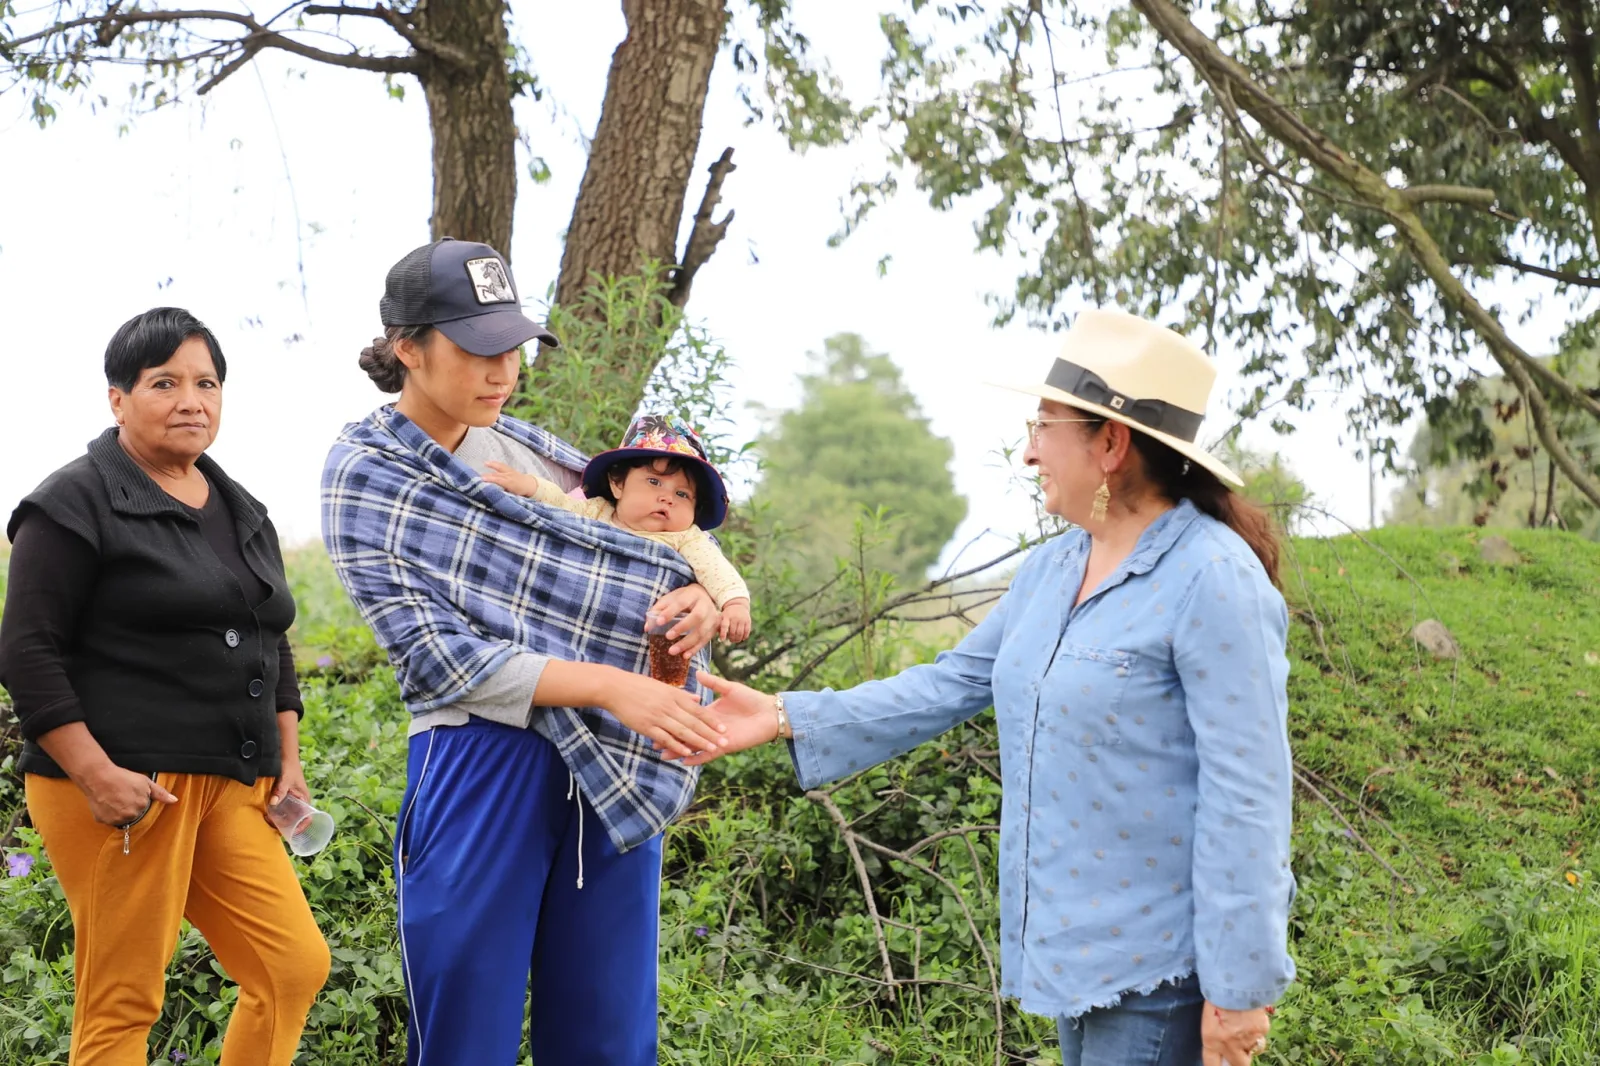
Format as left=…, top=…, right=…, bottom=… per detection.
left=680, top=671, right=782, bottom=766
left=480, top=460, right=544, bottom=497
left=1202, top=1002, right=1271, bottom=1066
left=603, top=669, right=728, bottom=760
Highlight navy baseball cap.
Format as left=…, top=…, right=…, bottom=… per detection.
left=379, top=237, right=559, bottom=356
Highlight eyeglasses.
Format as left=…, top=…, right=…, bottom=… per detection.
left=1025, top=417, right=1100, bottom=446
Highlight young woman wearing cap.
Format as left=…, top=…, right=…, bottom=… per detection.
left=689, top=309, right=1293, bottom=1066
left=0, top=308, right=329, bottom=1065
left=321, top=238, right=726, bottom=1066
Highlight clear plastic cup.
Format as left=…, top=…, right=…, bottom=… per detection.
left=645, top=612, right=691, bottom=687
left=266, top=794, right=336, bottom=856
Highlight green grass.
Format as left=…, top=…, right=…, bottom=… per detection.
left=1270, top=527, right=1600, bottom=1064
left=1, top=527, right=1598, bottom=1064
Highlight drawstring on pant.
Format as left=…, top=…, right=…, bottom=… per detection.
left=566, top=772, right=585, bottom=890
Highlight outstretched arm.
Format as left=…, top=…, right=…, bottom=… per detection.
left=684, top=583, right=1015, bottom=785
left=482, top=461, right=608, bottom=517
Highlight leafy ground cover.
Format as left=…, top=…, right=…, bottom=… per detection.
left=0, top=527, right=1596, bottom=1064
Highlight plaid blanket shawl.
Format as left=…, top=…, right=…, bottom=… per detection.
left=321, top=405, right=703, bottom=851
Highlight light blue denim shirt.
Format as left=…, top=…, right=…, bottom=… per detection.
left=784, top=500, right=1296, bottom=1019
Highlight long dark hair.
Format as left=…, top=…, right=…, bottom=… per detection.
left=1085, top=414, right=1281, bottom=586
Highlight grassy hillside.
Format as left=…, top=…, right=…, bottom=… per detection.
left=0, top=528, right=1596, bottom=1063
left=1271, top=527, right=1599, bottom=1064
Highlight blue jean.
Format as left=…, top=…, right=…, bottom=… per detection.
left=396, top=719, right=663, bottom=1066
left=1057, top=975, right=1205, bottom=1066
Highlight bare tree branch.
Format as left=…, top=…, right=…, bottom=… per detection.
left=1037, top=3, right=1104, bottom=306
left=780, top=539, right=1037, bottom=690
left=5, top=7, right=251, bottom=49
left=1292, top=761, right=1446, bottom=894
left=903, top=824, right=1000, bottom=858
left=1292, top=769, right=1414, bottom=893
left=852, top=834, right=1006, bottom=1066
left=4, top=7, right=422, bottom=88
left=299, top=4, right=389, bottom=18
left=729, top=537, right=1040, bottom=685
left=667, top=146, right=736, bottom=310
left=1489, top=254, right=1600, bottom=289
left=807, top=790, right=898, bottom=1000
left=1397, top=184, right=1499, bottom=210
left=195, top=34, right=268, bottom=94
left=756, top=949, right=992, bottom=997
left=302, top=3, right=471, bottom=68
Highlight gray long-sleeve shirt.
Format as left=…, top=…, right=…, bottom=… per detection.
left=407, top=425, right=581, bottom=738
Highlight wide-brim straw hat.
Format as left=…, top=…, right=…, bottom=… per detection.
left=992, top=308, right=1243, bottom=488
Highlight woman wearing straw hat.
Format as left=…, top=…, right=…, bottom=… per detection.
left=689, top=308, right=1294, bottom=1065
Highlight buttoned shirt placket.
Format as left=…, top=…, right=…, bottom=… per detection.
left=1020, top=536, right=1144, bottom=994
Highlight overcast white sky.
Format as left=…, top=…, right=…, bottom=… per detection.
left=0, top=2, right=1572, bottom=562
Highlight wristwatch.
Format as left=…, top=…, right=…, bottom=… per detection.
left=772, top=692, right=792, bottom=741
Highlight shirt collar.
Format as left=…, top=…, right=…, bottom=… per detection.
left=1122, top=497, right=1202, bottom=576
left=1061, top=497, right=1203, bottom=596
left=87, top=427, right=265, bottom=534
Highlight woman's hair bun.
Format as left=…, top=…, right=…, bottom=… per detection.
left=359, top=330, right=409, bottom=393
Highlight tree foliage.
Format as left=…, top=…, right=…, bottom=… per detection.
left=1222, top=438, right=1313, bottom=531
left=832, top=0, right=1600, bottom=510
left=506, top=266, right=740, bottom=462
left=1391, top=346, right=1600, bottom=535
left=747, top=333, right=968, bottom=593
left=0, top=0, right=541, bottom=251
left=0, top=0, right=854, bottom=421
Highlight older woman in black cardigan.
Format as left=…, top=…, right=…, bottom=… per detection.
left=0, top=308, right=329, bottom=1065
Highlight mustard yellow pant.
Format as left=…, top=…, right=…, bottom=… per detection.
left=26, top=772, right=331, bottom=1066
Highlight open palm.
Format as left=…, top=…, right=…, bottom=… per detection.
left=683, top=671, right=781, bottom=765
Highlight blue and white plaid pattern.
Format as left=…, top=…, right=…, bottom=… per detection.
left=321, top=405, right=703, bottom=852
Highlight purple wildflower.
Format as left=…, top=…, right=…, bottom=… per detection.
left=316, top=655, right=335, bottom=669
left=171, top=1052, right=190, bottom=1063
left=5, top=852, right=33, bottom=878
left=694, top=926, right=708, bottom=938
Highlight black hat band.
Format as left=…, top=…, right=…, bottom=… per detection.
left=1045, top=359, right=1205, bottom=443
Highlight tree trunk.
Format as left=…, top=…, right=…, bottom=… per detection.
left=415, top=0, right=517, bottom=256
left=555, top=0, right=728, bottom=302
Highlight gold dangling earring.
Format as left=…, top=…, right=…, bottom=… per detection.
left=1090, top=474, right=1111, bottom=522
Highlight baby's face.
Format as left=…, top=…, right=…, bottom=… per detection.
left=611, top=461, right=698, bottom=534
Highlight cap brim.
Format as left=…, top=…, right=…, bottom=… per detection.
left=436, top=307, right=559, bottom=357
left=988, top=379, right=1244, bottom=488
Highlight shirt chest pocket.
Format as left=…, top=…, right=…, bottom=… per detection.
left=1048, top=642, right=1136, bottom=747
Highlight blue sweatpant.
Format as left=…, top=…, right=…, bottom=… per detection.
left=395, top=718, right=662, bottom=1065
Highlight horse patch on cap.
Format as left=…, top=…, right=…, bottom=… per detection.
left=464, top=257, right=516, bottom=305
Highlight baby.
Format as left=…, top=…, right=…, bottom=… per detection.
left=484, top=414, right=752, bottom=642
